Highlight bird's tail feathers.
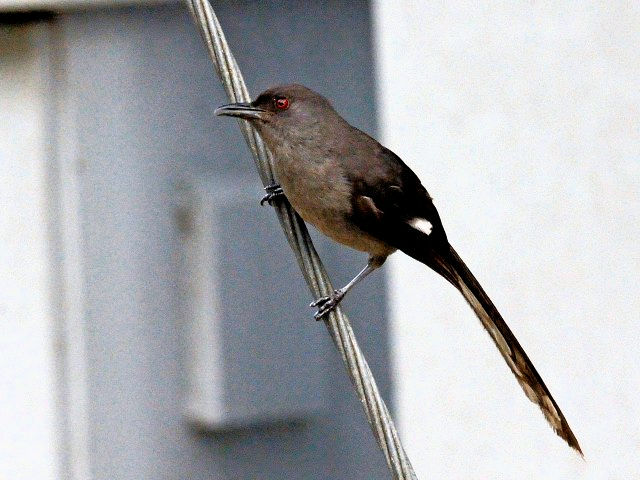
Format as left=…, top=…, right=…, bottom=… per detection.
left=400, top=231, right=582, bottom=455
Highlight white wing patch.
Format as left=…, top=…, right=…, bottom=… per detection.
left=409, top=218, right=433, bottom=235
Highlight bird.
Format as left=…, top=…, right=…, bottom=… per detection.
left=215, top=84, right=582, bottom=455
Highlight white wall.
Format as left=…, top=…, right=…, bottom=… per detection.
left=373, top=1, right=639, bottom=478
left=0, top=26, right=60, bottom=480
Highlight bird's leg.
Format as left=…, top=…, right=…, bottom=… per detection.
left=311, top=256, right=384, bottom=320
left=260, top=182, right=285, bottom=206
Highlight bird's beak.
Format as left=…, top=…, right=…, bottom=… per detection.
left=214, top=102, right=267, bottom=121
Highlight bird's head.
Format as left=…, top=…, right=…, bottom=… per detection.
left=215, top=84, right=339, bottom=142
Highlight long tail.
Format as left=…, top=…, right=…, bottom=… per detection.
left=411, top=241, right=582, bottom=454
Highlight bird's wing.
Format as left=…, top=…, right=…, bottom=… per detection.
left=347, top=146, right=582, bottom=454
left=346, top=145, right=448, bottom=244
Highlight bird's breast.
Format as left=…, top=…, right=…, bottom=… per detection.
left=272, top=148, right=393, bottom=257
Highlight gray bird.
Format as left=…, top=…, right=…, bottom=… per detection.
left=215, top=84, right=581, bottom=455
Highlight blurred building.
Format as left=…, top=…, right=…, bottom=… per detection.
left=1, top=2, right=391, bottom=479
left=1, top=1, right=639, bottom=479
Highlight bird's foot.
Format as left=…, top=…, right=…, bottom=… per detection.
left=310, top=289, right=345, bottom=320
left=260, top=183, right=285, bottom=206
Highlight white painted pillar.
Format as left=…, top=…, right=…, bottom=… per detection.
left=373, top=2, right=640, bottom=478
left=0, top=25, right=61, bottom=480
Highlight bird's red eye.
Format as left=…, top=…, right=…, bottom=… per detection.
left=275, top=97, right=290, bottom=110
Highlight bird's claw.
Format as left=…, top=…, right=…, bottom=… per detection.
left=260, top=183, right=285, bottom=206
left=310, top=289, right=345, bottom=320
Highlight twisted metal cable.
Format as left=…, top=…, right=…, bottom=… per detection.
left=185, top=2, right=418, bottom=478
